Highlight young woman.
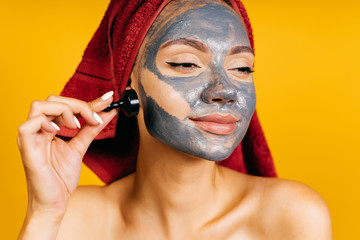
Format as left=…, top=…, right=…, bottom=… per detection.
left=17, top=0, right=332, bottom=239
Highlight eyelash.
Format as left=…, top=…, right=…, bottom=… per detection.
left=166, top=62, right=254, bottom=75
left=166, top=62, right=200, bottom=68
left=231, top=67, right=254, bottom=73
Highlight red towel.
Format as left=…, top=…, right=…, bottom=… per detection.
left=58, top=0, right=277, bottom=184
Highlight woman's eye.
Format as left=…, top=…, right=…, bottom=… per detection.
left=230, top=67, right=254, bottom=73
left=166, top=62, right=200, bottom=68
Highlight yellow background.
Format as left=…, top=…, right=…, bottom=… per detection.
left=1, top=0, right=359, bottom=239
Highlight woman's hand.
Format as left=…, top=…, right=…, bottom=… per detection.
left=17, top=91, right=116, bottom=239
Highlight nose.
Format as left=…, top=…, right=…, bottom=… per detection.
left=201, top=70, right=237, bottom=104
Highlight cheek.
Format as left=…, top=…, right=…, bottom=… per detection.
left=140, top=68, right=191, bottom=119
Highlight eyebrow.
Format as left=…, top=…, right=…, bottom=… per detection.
left=160, top=38, right=209, bottom=52
left=229, top=45, right=254, bottom=55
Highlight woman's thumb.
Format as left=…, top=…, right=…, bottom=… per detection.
left=68, top=109, right=117, bottom=157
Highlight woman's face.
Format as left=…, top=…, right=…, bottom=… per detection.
left=133, top=0, right=256, bottom=161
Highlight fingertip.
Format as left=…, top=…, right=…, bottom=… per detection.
left=93, top=112, right=103, bottom=125
left=50, top=121, right=61, bottom=131
left=89, top=91, right=114, bottom=113
left=101, top=91, right=114, bottom=101
left=42, top=121, right=60, bottom=134
left=73, top=116, right=81, bottom=129
left=103, top=108, right=119, bottom=121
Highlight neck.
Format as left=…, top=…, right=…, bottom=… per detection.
left=129, top=129, right=226, bottom=229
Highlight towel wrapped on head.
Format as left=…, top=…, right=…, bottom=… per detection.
left=57, top=0, right=277, bottom=184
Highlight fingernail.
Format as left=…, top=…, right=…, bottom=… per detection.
left=73, top=116, right=81, bottom=129
left=93, top=112, right=103, bottom=124
left=50, top=122, right=60, bottom=131
left=101, top=91, right=114, bottom=101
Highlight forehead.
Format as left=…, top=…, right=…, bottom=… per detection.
left=145, top=0, right=251, bottom=49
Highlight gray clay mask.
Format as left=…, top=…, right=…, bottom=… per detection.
left=136, top=0, right=256, bottom=161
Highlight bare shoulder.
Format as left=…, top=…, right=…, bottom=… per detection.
left=57, top=175, right=134, bottom=240
left=57, top=185, right=109, bottom=239
left=257, top=177, right=333, bottom=239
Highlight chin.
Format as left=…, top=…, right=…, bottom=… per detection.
left=151, top=129, right=241, bottom=162
left=186, top=142, right=239, bottom=162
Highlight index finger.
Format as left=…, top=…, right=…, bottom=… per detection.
left=46, top=91, right=114, bottom=125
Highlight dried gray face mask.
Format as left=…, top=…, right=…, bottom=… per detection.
left=135, top=0, right=256, bottom=160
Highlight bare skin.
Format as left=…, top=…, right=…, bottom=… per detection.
left=17, top=89, right=332, bottom=240
left=18, top=0, right=332, bottom=239
left=55, top=168, right=331, bottom=240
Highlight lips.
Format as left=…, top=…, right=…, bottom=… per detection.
left=189, top=113, right=239, bottom=135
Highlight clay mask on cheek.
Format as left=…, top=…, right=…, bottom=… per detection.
left=136, top=0, right=256, bottom=161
